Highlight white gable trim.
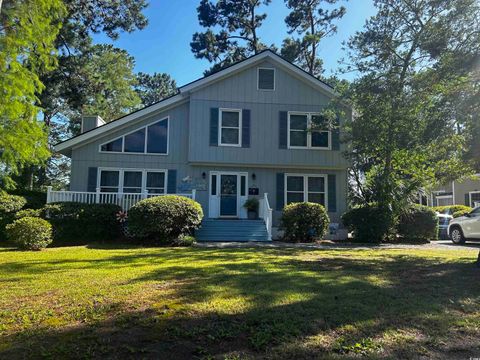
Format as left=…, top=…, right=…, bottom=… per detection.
left=55, top=94, right=186, bottom=153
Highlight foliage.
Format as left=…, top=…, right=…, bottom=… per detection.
left=280, top=202, right=329, bottom=242
left=6, top=217, right=53, bottom=250
left=453, top=210, right=471, bottom=218
left=397, top=205, right=438, bottom=243
left=0, top=0, right=64, bottom=189
left=43, top=202, right=122, bottom=244
left=342, top=204, right=395, bottom=243
left=128, top=195, right=204, bottom=244
left=172, top=235, right=197, bottom=247
left=281, top=0, right=346, bottom=77
left=243, top=198, right=259, bottom=212
left=14, top=209, right=42, bottom=220
left=0, top=194, right=27, bottom=240
left=8, top=189, right=47, bottom=209
left=343, top=0, right=479, bottom=240
left=135, top=72, right=178, bottom=107
left=191, top=0, right=273, bottom=75
left=432, top=205, right=472, bottom=215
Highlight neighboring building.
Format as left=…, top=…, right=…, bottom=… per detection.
left=426, top=175, right=480, bottom=208
left=54, top=50, right=350, bottom=241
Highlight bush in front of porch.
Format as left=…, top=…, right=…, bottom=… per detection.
left=128, top=195, right=203, bottom=245
left=280, top=202, right=330, bottom=243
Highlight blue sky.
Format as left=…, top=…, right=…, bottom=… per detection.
left=93, top=1, right=377, bottom=86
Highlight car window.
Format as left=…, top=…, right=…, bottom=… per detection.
left=470, top=207, right=480, bottom=216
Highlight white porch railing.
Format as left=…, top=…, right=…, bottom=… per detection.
left=259, top=193, right=273, bottom=240
left=46, top=187, right=196, bottom=211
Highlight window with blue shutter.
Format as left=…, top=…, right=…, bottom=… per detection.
left=279, top=111, right=288, bottom=149
left=87, top=167, right=98, bottom=192
left=276, top=173, right=285, bottom=210
left=328, top=174, right=337, bottom=212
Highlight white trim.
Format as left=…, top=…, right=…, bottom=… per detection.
left=55, top=95, right=185, bottom=153
left=209, top=171, right=248, bottom=218
left=180, top=50, right=336, bottom=97
left=257, top=67, right=276, bottom=91
left=97, top=167, right=167, bottom=194
left=98, top=116, right=169, bottom=155
left=218, top=108, right=242, bottom=147
left=287, top=111, right=332, bottom=150
left=284, top=173, right=328, bottom=211
left=469, top=191, right=480, bottom=207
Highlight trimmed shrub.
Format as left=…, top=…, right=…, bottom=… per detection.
left=43, top=202, right=122, bottom=244
left=280, top=202, right=330, bottom=243
left=173, top=235, right=196, bottom=247
left=6, top=217, right=53, bottom=250
left=0, top=194, right=27, bottom=240
left=342, top=205, right=394, bottom=243
left=397, top=205, right=438, bottom=242
left=432, top=205, right=472, bottom=215
left=453, top=209, right=471, bottom=218
left=128, top=195, right=203, bottom=244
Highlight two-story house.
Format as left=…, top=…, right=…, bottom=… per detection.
left=53, top=50, right=350, bottom=241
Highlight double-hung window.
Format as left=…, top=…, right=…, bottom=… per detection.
left=285, top=174, right=327, bottom=208
left=98, top=169, right=167, bottom=194
left=219, top=109, right=241, bottom=146
left=288, top=112, right=331, bottom=149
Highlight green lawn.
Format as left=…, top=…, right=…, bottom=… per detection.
left=1, top=245, right=479, bottom=359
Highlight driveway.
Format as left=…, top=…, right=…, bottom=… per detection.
left=196, top=239, right=480, bottom=250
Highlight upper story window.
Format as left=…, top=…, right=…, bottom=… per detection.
left=219, top=109, right=242, bottom=147
left=288, top=112, right=331, bottom=150
left=257, top=68, right=275, bottom=90
left=100, top=117, right=169, bottom=155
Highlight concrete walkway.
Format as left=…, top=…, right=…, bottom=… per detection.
left=196, top=239, right=480, bottom=251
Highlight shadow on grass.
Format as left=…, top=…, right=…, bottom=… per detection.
left=1, top=248, right=479, bottom=359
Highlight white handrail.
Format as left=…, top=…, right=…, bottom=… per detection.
left=259, top=193, right=273, bottom=240
left=46, top=187, right=196, bottom=211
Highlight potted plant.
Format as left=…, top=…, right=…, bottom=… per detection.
left=243, top=198, right=259, bottom=219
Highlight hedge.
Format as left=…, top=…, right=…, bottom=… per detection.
left=128, top=195, right=203, bottom=244
left=432, top=205, right=472, bottom=215
left=342, top=204, right=394, bottom=243
left=397, top=205, right=438, bottom=242
left=280, top=202, right=329, bottom=242
left=43, top=202, right=122, bottom=244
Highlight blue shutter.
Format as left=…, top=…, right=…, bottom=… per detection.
left=465, top=193, right=470, bottom=206
left=328, top=175, right=337, bottom=212
left=87, top=167, right=97, bottom=192
left=242, top=109, right=250, bottom=148
left=332, top=117, right=340, bottom=151
left=210, top=108, right=219, bottom=146
left=167, top=170, right=177, bottom=194
left=279, top=111, right=288, bottom=149
left=276, top=173, right=285, bottom=211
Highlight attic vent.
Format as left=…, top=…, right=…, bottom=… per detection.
left=258, top=68, right=275, bottom=90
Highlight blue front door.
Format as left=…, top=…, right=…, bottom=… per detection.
left=220, top=174, right=238, bottom=216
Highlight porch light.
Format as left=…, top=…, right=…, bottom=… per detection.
left=202, top=172, right=206, bottom=179
left=252, top=173, right=256, bottom=181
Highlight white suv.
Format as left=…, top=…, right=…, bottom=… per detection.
left=448, top=207, right=480, bottom=244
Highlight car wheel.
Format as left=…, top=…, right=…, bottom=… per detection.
left=450, top=226, right=466, bottom=244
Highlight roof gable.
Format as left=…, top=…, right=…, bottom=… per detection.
left=55, top=50, right=338, bottom=154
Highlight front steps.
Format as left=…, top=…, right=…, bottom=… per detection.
left=195, top=219, right=270, bottom=242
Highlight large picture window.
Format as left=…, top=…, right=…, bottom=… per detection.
left=288, top=112, right=331, bottom=149
left=285, top=174, right=327, bottom=208
left=219, top=109, right=241, bottom=146
left=100, top=117, right=169, bottom=154
left=98, top=168, right=167, bottom=194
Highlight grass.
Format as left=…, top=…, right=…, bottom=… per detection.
left=0, top=244, right=479, bottom=359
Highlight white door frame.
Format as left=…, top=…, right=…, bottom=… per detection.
left=208, top=171, right=248, bottom=219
